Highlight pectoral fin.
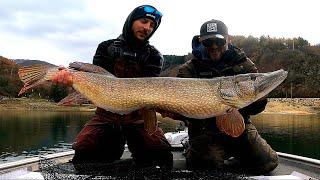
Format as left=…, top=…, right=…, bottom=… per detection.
left=141, top=108, right=157, bottom=135
left=216, top=108, right=245, bottom=137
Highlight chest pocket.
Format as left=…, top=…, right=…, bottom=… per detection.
left=114, top=58, right=143, bottom=78
left=193, top=60, right=221, bottom=78
left=110, top=40, right=151, bottom=78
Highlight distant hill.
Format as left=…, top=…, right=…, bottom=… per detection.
left=0, top=56, right=22, bottom=97
left=14, top=59, right=56, bottom=67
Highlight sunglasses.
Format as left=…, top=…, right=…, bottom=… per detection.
left=143, top=5, right=162, bottom=20
left=201, top=38, right=226, bottom=47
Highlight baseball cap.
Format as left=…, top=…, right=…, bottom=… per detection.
left=199, top=19, right=228, bottom=42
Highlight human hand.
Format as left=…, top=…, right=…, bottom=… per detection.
left=52, top=66, right=73, bottom=86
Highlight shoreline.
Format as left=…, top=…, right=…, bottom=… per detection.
left=0, top=98, right=96, bottom=112
left=263, top=98, right=320, bottom=115
left=0, top=97, right=319, bottom=115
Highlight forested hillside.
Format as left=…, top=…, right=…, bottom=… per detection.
left=0, top=56, right=22, bottom=97
left=14, top=59, right=55, bottom=67
left=232, top=36, right=320, bottom=97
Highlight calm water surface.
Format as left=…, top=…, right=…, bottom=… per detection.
left=251, top=113, right=320, bottom=160
left=0, top=110, right=319, bottom=164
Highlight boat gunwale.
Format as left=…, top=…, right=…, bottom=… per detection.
left=0, top=150, right=74, bottom=173
left=277, top=152, right=320, bottom=167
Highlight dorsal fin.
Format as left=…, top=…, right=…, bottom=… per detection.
left=69, top=62, right=114, bottom=77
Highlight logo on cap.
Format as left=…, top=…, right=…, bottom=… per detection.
left=146, top=13, right=156, bottom=19
left=207, top=23, right=217, bottom=33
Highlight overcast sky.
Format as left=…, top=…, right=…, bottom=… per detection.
left=0, top=0, right=319, bottom=66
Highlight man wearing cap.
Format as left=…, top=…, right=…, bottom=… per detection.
left=68, top=5, right=173, bottom=167
left=177, top=19, right=279, bottom=174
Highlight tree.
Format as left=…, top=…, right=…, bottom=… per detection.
left=295, top=37, right=309, bottom=49
left=49, top=84, right=68, bottom=102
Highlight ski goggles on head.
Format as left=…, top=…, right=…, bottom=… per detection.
left=201, top=37, right=226, bottom=47
left=142, top=5, right=162, bottom=20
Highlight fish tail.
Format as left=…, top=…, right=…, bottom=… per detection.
left=18, top=65, right=56, bottom=96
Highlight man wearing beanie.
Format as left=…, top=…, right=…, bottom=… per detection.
left=175, top=19, right=279, bottom=174
left=69, top=5, right=173, bottom=167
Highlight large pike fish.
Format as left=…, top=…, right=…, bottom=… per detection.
left=18, top=62, right=287, bottom=137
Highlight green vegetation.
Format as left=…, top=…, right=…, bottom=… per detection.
left=231, top=36, right=319, bottom=97
left=0, top=56, right=22, bottom=97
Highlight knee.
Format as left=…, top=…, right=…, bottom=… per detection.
left=251, top=160, right=279, bottom=175
left=185, top=144, right=225, bottom=169
left=261, top=152, right=279, bottom=173
left=247, top=152, right=279, bottom=175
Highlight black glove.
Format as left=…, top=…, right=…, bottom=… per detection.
left=239, top=97, right=268, bottom=117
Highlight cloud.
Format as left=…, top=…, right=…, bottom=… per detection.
left=0, top=0, right=109, bottom=65
left=1, top=0, right=320, bottom=66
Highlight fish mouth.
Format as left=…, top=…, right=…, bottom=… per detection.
left=254, top=69, right=288, bottom=100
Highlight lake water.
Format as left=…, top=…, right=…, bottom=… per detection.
left=0, top=110, right=319, bottom=164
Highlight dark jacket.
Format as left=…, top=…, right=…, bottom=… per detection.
left=91, top=6, right=164, bottom=123
left=93, top=37, right=163, bottom=78
left=177, top=36, right=267, bottom=124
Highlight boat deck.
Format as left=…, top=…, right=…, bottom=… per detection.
left=0, top=150, right=319, bottom=179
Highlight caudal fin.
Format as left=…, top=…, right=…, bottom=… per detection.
left=18, top=65, right=53, bottom=96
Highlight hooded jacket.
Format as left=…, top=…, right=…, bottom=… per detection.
left=92, top=5, right=164, bottom=123
left=177, top=35, right=267, bottom=124
left=93, top=5, right=163, bottom=78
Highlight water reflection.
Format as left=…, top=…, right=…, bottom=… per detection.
left=0, top=110, right=92, bottom=163
left=0, top=110, right=319, bottom=164
left=251, top=113, right=320, bottom=160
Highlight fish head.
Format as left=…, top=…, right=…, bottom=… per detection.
left=219, top=69, right=288, bottom=108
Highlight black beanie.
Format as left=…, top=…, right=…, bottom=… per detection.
left=130, top=5, right=161, bottom=27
